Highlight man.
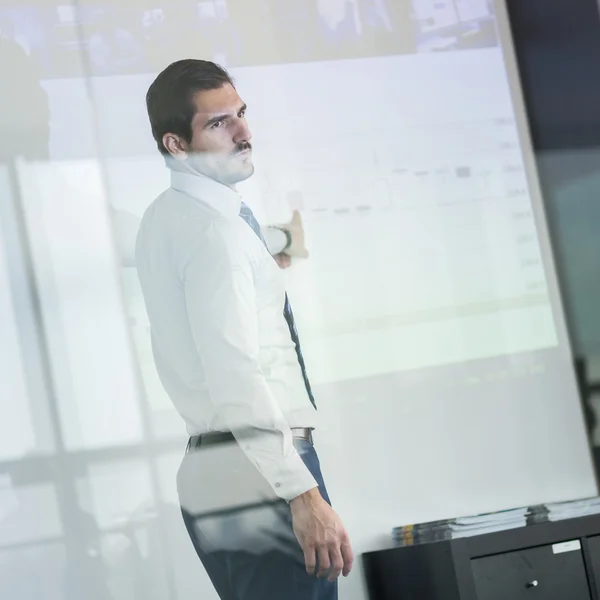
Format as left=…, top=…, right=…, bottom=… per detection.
left=136, top=59, right=353, bottom=600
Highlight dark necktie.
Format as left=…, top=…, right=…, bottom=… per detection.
left=239, top=202, right=317, bottom=410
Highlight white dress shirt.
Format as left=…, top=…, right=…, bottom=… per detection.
left=135, top=170, right=318, bottom=501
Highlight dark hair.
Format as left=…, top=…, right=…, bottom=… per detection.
left=146, top=59, right=234, bottom=155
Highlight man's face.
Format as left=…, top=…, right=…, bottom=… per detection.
left=164, top=83, right=254, bottom=186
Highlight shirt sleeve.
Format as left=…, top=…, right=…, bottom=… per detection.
left=182, top=223, right=317, bottom=502
left=262, top=226, right=288, bottom=255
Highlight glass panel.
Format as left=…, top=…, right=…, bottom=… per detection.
left=0, top=480, right=62, bottom=547
left=154, top=451, right=216, bottom=599
left=0, top=165, right=55, bottom=459
left=0, top=543, right=67, bottom=600
left=2, top=3, right=599, bottom=600
left=99, top=528, right=171, bottom=600
left=0, top=209, right=38, bottom=460
left=16, top=159, right=145, bottom=451
left=76, top=459, right=155, bottom=531
left=1, top=0, right=146, bottom=451
left=77, top=459, right=174, bottom=599
left=121, top=267, right=183, bottom=440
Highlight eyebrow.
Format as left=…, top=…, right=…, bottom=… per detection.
left=204, top=104, right=247, bottom=129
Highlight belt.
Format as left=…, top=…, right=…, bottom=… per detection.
left=188, top=427, right=313, bottom=451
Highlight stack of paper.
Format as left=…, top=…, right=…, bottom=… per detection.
left=392, top=504, right=558, bottom=548
left=393, top=499, right=600, bottom=547
left=393, top=507, right=528, bottom=547
left=546, top=497, right=600, bottom=522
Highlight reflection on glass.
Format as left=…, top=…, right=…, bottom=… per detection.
left=77, top=460, right=154, bottom=531
left=16, top=159, right=145, bottom=451
left=121, top=267, right=183, bottom=440
left=0, top=233, right=38, bottom=460
left=0, top=481, right=61, bottom=547
left=76, top=460, right=179, bottom=600
left=0, top=543, right=67, bottom=600
left=0, top=2, right=597, bottom=600
left=0, top=164, right=56, bottom=460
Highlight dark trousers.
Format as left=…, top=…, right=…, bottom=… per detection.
left=179, top=438, right=338, bottom=600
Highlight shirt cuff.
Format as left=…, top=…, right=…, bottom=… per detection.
left=262, top=226, right=288, bottom=255
left=265, top=450, right=319, bottom=502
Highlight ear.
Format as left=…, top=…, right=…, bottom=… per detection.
left=162, top=133, right=189, bottom=161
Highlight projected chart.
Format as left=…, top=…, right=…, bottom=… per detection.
left=256, top=116, right=523, bottom=215
left=247, top=115, right=554, bottom=385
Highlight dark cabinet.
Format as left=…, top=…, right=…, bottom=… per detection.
left=585, top=536, right=600, bottom=596
left=363, top=514, right=600, bottom=600
left=471, top=544, right=591, bottom=600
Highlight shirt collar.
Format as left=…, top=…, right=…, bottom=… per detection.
left=170, top=170, right=242, bottom=218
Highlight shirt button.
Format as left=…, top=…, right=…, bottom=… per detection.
left=275, top=483, right=281, bottom=488
left=245, top=445, right=250, bottom=451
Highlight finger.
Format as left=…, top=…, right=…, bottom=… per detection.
left=317, top=544, right=331, bottom=578
left=304, top=546, right=317, bottom=576
left=341, top=540, right=355, bottom=577
left=291, top=210, right=302, bottom=226
left=327, top=546, right=345, bottom=582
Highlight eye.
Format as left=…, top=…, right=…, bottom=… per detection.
left=211, top=120, right=225, bottom=129
left=238, top=109, right=246, bottom=118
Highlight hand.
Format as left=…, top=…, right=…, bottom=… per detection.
left=279, top=210, right=309, bottom=259
left=290, top=488, right=354, bottom=581
left=274, top=253, right=292, bottom=269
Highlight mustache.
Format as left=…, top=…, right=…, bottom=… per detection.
left=232, top=141, right=252, bottom=155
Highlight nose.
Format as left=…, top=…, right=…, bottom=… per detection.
left=233, top=117, right=252, bottom=144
